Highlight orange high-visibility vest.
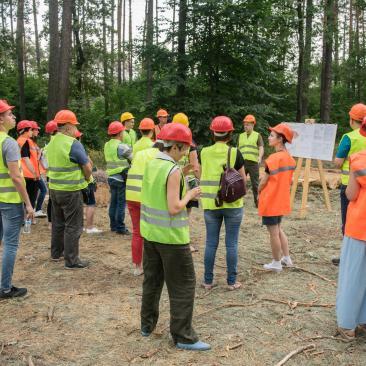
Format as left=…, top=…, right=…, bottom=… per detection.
left=345, top=151, right=366, bottom=241
left=258, top=150, right=296, bottom=217
left=17, top=136, right=40, bottom=179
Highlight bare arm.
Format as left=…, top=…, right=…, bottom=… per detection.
left=258, top=146, right=264, bottom=163
left=189, top=150, right=201, bottom=179
left=258, top=172, right=270, bottom=193
left=167, top=169, right=201, bottom=215
left=346, top=171, right=360, bottom=201
left=81, top=162, right=93, bottom=181
left=334, top=157, right=345, bottom=169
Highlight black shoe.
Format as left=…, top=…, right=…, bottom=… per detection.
left=0, top=286, right=27, bottom=300
left=332, top=258, right=340, bottom=266
left=65, top=260, right=89, bottom=270
left=116, top=229, right=131, bottom=235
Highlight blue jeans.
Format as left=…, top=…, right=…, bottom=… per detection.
left=36, top=177, right=47, bottom=212
left=108, top=178, right=127, bottom=233
left=203, top=207, right=243, bottom=285
left=0, top=203, right=24, bottom=290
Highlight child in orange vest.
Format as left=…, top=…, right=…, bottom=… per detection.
left=258, top=123, right=296, bottom=272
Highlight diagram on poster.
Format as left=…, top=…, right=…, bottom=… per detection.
left=284, top=122, right=338, bottom=161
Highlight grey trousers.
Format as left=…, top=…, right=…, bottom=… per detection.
left=50, top=190, right=83, bottom=266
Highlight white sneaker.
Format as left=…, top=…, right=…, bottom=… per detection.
left=86, top=227, right=103, bottom=234
left=281, top=256, right=294, bottom=267
left=35, top=210, right=47, bottom=218
left=263, top=260, right=283, bottom=272
left=133, top=265, right=144, bottom=276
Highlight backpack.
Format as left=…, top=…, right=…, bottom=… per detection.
left=215, top=147, right=246, bottom=207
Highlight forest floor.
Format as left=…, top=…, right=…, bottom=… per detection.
left=1, top=185, right=366, bottom=366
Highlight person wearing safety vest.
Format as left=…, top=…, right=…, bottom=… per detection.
left=46, top=110, right=92, bottom=269
left=121, top=112, right=137, bottom=147
left=258, top=123, right=296, bottom=272
left=154, top=108, right=169, bottom=140
left=335, top=118, right=366, bottom=341
left=140, top=123, right=210, bottom=351
left=104, top=121, right=133, bottom=235
left=238, top=114, right=264, bottom=207
left=126, top=143, right=160, bottom=276
left=200, top=116, right=246, bottom=291
left=133, top=118, right=154, bottom=155
left=172, top=112, right=201, bottom=252
left=0, top=100, right=34, bottom=300
left=17, top=120, right=40, bottom=211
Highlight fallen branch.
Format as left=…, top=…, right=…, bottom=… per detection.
left=226, top=342, right=243, bottom=351
left=140, top=348, right=159, bottom=359
left=261, top=297, right=334, bottom=309
left=275, top=344, right=315, bottom=366
left=302, top=335, right=353, bottom=344
left=292, top=266, right=336, bottom=286
left=47, top=305, right=55, bottom=322
left=0, top=343, right=4, bottom=356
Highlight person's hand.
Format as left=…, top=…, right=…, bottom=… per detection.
left=187, top=186, right=201, bottom=200
left=182, top=164, right=193, bottom=176
left=25, top=204, right=35, bottom=221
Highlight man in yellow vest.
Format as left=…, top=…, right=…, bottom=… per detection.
left=121, top=112, right=137, bottom=147
left=332, top=103, right=366, bottom=265
left=0, top=100, right=34, bottom=299
left=133, top=118, right=154, bottom=155
left=238, top=114, right=264, bottom=207
left=46, top=110, right=92, bottom=269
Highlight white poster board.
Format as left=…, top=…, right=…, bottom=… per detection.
left=285, top=123, right=338, bottom=161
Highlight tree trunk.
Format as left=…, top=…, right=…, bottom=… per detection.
left=47, top=0, right=59, bottom=120
left=296, top=0, right=305, bottom=122
left=155, top=0, right=158, bottom=45
left=143, top=0, right=148, bottom=48
left=16, top=0, right=26, bottom=118
left=355, top=1, right=361, bottom=99
left=10, top=0, right=14, bottom=40
left=122, top=0, right=126, bottom=82
left=146, top=0, right=154, bottom=103
left=320, top=0, right=336, bottom=123
left=23, top=31, right=27, bottom=77
left=1, top=1, right=5, bottom=32
left=176, top=0, right=188, bottom=99
left=111, top=0, right=115, bottom=79
left=58, top=0, right=73, bottom=109
left=117, top=0, right=122, bottom=84
left=333, top=0, right=339, bottom=85
left=32, top=0, right=41, bottom=76
left=171, top=0, right=176, bottom=53
left=128, top=0, right=132, bottom=81
left=102, top=0, right=109, bottom=113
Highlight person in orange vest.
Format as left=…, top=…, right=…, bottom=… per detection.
left=336, top=117, right=366, bottom=341
left=258, top=123, right=296, bottom=272
left=17, top=120, right=40, bottom=211
left=154, top=109, right=169, bottom=140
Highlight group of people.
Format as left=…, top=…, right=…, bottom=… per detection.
left=1, top=98, right=366, bottom=349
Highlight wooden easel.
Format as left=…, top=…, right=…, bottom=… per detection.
left=290, top=119, right=332, bottom=218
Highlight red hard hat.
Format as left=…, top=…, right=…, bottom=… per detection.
left=54, top=110, right=79, bottom=125
left=31, top=121, right=40, bottom=130
left=269, top=123, right=294, bottom=143
left=0, top=100, right=15, bottom=114
left=157, top=123, right=192, bottom=145
left=74, top=130, right=83, bottom=138
left=108, top=121, right=125, bottom=135
left=139, top=118, right=155, bottom=130
left=210, top=116, right=234, bottom=132
left=17, top=120, right=33, bottom=131
left=45, top=120, right=58, bottom=134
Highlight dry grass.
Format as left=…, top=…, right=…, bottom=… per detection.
left=1, top=186, right=366, bottom=365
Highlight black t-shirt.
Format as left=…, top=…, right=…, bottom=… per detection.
left=198, top=146, right=244, bottom=170
left=20, top=140, right=31, bottom=158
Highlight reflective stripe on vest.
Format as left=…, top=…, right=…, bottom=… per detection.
left=104, top=139, right=130, bottom=176
left=269, top=166, right=296, bottom=175
left=238, top=131, right=259, bottom=162
left=354, top=168, right=366, bottom=177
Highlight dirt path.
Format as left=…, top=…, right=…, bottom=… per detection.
left=1, top=188, right=365, bottom=365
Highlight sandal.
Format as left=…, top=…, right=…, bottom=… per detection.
left=227, top=282, right=242, bottom=291
left=201, top=283, right=217, bottom=290
left=336, top=327, right=356, bottom=342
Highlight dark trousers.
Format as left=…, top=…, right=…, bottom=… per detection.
left=244, top=160, right=259, bottom=206
left=141, top=239, right=198, bottom=344
left=340, top=184, right=349, bottom=235
left=50, top=190, right=83, bottom=265
left=108, top=178, right=127, bottom=233
left=25, top=178, right=39, bottom=209
left=35, top=178, right=47, bottom=212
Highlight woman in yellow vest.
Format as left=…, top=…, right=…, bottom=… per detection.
left=200, top=116, right=246, bottom=291
left=140, top=123, right=210, bottom=351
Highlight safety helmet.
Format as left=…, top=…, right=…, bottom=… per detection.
left=172, top=113, right=189, bottom=127
left=74, top=130, right=83, bottom=138
left=45, top=120, right=58, bottom=134
left=210, top=116, right=234, bottom=132
left=157, top=123, right=192, bottom=146
left=139, top=118, right=155, bottom=130
left=269, top=123, right=294, bottom=143
left=54, top=110, right=79, bottom=125
left=108, top=121, right=125, bottom=135
left=349, top=103, right=366, bottom=122
left=31, top=121, right=40, bottom=130
left=156, top=109, right=169, bottom=118
left=17, top=120, right=33, bottom=131
left=361, top=117, right=366, bottom=137
left=0, top=100, right=15, bottom=114
left=243, top=114, right=256, bottom=124
left=120, top=112, right=135, bottom=123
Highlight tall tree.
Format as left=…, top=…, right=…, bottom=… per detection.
left=171, top=0, right=176, bottom=53
left=102, top=0, right=109, bottom=113
left=32, top=0, right=41, bottom=76
left=128, top=0, right=132, bottom=81
left=146, top=0, right=154, bottom=103
left=72, top=1, right=85, bottom=95
left=117, top=0, right=122, bottom=84
left=122, top=0, right=126, bottom=82
left=296, top=0, right=305, bottom=122
left=16, top=0, right=26, bottom=118
left=176, top=0, right=188, bottom=99
left=111, top=0, right=115, bottom=79
left=156, top=0, right=158, bottom=45
left=10, top=0, right=14, bottom=40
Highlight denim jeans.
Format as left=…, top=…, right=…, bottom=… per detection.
left=203, top=207, right=243, bottom=285
left=108, top=177, right=127, bottom=233
left=0, top=203, right=24, bottom=290
left=35, top=177, right=47, bottom=212
left=340, top=184, right=349, bottom=235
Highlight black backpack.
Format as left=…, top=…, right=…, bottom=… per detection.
left=215, top=147, right=246, bottom=207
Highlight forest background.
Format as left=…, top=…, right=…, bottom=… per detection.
left=0, top=0, right=363, bottom=149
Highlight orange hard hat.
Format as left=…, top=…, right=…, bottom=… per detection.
left=243, top=114, right=256, bottom=124
left=349, top=103, right=366, bottom=122
left=31, top=121, right=40, bottom=130
left=45, top=120, right=58, bottom=134
left=0, top=99, right=15, bottom=114
left=54, top=110, right=79, bottom=125
left=156, top=109, right=169, bottom=118
left=361, top=117, right=366, bottom=137
left=139, top=117, right=155, bottom=130
left=17, top=120, right=33, bottom=131
left=108, top=121, right=125, bottom=135
left=157, top=123, right=192, bottom=145
left=269, top=123, right=294, bottom=143
left=210, top=116, right=234, bottom=132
